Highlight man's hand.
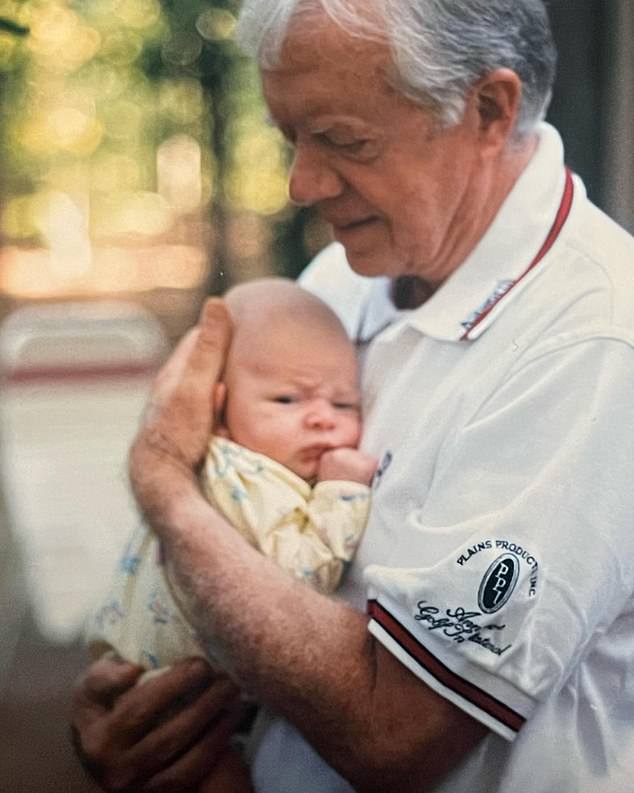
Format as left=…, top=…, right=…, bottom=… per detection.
left=197, top=748, right=254, bottom=793
left=317, top=447, right=377, bottom=485
left=129, top=299, right=232, bottom=523
left=70, top=655, right=244, bottom=793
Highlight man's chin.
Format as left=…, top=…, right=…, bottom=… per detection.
left=331, top=225, right=401, bottom=277
left=343, top=246, right=400, bottom=279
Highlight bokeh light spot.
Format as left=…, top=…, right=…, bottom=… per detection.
left=161, top=31, right=202, bottom=67
left=196, top=8, right=236, bottom=42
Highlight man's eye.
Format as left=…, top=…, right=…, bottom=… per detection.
left=273, top=395, right=296, bottom=404
left=314, top=130, right=373, bottom=157
left=333, top=402, right=359, bottom=410
left=324, top=136, right=369, bottom=155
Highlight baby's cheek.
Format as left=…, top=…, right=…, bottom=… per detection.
left=346, top=415, right=363, bottom=447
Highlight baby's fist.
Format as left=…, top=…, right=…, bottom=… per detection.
left=318, top=448, right=377, bottom=486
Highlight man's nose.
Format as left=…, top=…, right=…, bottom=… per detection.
left=304, top=400, right=337, bottom=429
left=288, top=142, right=344, bottom=206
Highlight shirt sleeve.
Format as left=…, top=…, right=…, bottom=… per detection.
left=364, top=336, right=634, bottom=740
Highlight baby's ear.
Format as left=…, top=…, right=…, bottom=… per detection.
left=213, top=382, right=230, bottom=438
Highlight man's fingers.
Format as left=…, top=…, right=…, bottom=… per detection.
left=70, top=659, right=237, bottom=791
left=137, top=299, right=232, bottom=469
left=70, top=656, right=144, bottom=790
left=152, top=298, right=231, bottom=398
left=141, top=708, right=246, bottom=793
left=113, top=659, right=217, bottom=744
left=123, top=677, right=242, bottom=781
left=71, top=655, right=143, bottom=725
left=197, top=748, right=254, bottom=793
left=198, top=298, right=232, bottom=363
left=153, top=329, right=200, bottom=393
left=179, top=298, right=232, bottom=402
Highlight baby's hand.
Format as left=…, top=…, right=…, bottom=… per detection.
left=318, top=448, right=377, bottom=486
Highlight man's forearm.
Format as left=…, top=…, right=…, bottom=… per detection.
left=153, top=469, right=375, bottom=732
left=135, top=467, right=486, bottom=791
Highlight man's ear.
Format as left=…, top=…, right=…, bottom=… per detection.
left=472, top=68, right=523, bottom=151
left=213, top=382, right=230, bottom=438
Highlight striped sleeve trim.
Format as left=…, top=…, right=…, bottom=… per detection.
left=367, top=598, right=529, bottom=741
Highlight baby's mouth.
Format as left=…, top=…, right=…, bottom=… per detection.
left=301, top=444, right=332, bottom=459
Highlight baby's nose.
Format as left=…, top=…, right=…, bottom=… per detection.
left=305, top=400, right=336, bottom=429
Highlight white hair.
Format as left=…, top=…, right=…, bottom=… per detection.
left=236, top=0, right=557, bottom=138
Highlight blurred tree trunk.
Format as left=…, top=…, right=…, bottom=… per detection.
left=203, top=62, right=232, bottom=295
left=0, top=20, right=30, bottom=687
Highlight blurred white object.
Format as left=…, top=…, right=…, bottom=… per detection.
left=0, top=301, right=168, bottom=642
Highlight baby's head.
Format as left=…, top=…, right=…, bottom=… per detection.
left=215, top=278, right=361, bottom=480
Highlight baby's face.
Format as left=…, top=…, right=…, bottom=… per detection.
left=220, top=321, right=361, bottom=480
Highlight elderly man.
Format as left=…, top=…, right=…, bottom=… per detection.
left=71, top=1, right=634, bottom=791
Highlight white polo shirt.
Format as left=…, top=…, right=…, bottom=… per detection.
left=252, top=124, right=634, bottom=792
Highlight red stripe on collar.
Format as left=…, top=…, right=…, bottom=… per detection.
left=461, top=167, right=575, bottom=341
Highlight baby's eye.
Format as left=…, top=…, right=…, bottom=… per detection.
left=333, top=401, right=359, bottom=411
left=273, top=395, right=297, bottom=404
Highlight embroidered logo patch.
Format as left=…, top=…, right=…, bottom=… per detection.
left=456, top=539, right=540, bottom=599
left=460, top=279, right=515, bottom=334
left=478, top=553, right=519, bottom=614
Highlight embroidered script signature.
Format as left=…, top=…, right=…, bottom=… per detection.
left=414, top=601, right=512, bottom=656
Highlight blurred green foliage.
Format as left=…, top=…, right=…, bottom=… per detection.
left=0, top=16, right=28, bottom=35
left=0, top=0, right=315, bottom=292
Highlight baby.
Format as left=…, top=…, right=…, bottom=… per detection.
left=88, top=278, right=376, bottom=671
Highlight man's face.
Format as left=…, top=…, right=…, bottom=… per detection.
left=262, top=15, right=487, bottom=284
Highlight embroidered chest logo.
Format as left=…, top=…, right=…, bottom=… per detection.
left=460, top=168, right=574, bottom=340
left=478, top=554, right=519, bottom=614
left=372, top=450, right=393, bottom=490
left=460, top=279, right=514, bottom=334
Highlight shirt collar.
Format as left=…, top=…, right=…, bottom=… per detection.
left=356, top=277, right=402, bottom=343
left=405, top=123, right=579, bottom=342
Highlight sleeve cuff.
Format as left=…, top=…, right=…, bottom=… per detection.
left=367, top=596, right=536, bottom=742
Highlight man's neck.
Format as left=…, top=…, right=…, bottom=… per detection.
left=393, top=133, right=539, bottom=310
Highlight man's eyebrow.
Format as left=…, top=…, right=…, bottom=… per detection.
left=264, top=114, right=296, bottom=143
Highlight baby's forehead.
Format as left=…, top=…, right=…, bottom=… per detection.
left=223, top=277, right=357, bottom=377
left=231, top=326, right=356, bottom=372
left=225, top=278, right=347, bottom=335
left=225, top=320, right=358, bottom=389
